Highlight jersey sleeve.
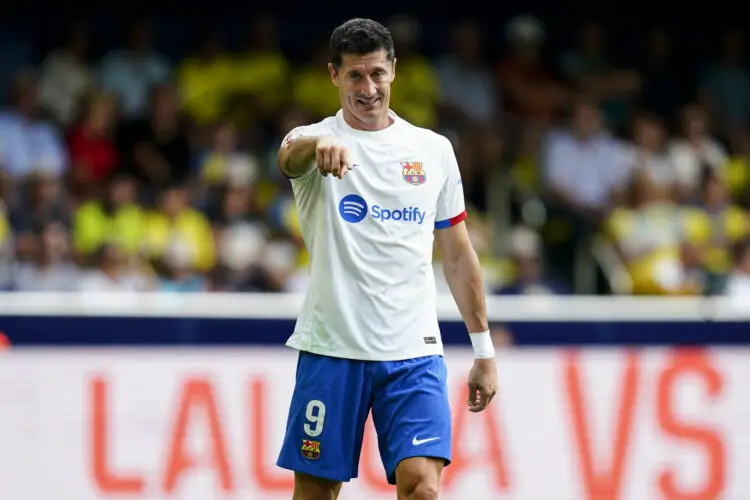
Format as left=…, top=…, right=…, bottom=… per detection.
left=434, top=136, right=467, bottom=230
left=280, top=121, right=332, bottom=182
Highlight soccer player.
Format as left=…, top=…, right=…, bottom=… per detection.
left=276, top=18, right=498, bottom=500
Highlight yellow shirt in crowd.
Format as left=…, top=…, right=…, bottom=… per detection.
left=722, top=156, right=750, bottom=200
left=605, top=205, right=686, bottom=295
left=177, top=56, right=234, bottom=125
left=230, top=50, right=290, bottom=110
left=0, top=210, right=8, bottom=246
left=293, top=68, right=341, bottom=119
left=388, top=56, right=440, bottom=129
left=73, top=202, right=147, bottom=256
left=145, top=209, right=215, bottom=272
left=683, top=206, right=748, bottom=273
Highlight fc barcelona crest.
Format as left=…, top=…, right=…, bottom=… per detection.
left=301, top=439, right=321, bottom=460
left=401, top=161, right=426, bottom=185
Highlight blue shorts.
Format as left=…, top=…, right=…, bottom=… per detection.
left=277, top=351, right=452, bottom=485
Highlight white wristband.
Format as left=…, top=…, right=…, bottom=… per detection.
left=469, top=331, right=495, bottom=359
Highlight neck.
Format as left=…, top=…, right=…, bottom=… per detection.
left=342, top=109, right=392, bottom=132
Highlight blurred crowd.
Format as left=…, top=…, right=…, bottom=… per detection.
left=0, top=15, right=749, bottom=296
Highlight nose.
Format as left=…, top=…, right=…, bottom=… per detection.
left=358, top=76, right=378, bottom=96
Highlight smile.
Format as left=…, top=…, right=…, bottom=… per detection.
left=356, top=97, right=381, bottom=105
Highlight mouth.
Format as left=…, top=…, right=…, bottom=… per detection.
left=355, top=96, right=381, bottom=109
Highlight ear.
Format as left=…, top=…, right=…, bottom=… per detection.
left=391, top=58, right=397, bottom=82
left=328, top=63, right=339, bottom=87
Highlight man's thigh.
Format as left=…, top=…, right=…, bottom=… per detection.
left=277, top=351, right=372, bottom=483
left=371, top=355, right=453, bottom=485
left=293, top=472, right=343, bottom=500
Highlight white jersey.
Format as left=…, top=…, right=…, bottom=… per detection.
left=283, top=110, right=466, bottom=361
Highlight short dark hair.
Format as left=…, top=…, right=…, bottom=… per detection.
left=329, top=18, right=395, bottom=69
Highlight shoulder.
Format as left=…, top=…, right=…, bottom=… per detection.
left=398, top=118, right=454, bottom=152
left=283, top=116, right=337, bottom=143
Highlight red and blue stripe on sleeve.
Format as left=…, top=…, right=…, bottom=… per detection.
left=434, top=210, right=467, bottom=230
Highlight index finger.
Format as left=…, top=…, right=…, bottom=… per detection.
left=340, top=147, right=352, bottom=170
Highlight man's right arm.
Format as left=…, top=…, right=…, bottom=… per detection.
left=277, top=135, right=318, bottom=179
left=278, top=130, right=351, bottom=180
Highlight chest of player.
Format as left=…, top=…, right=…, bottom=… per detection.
left=325, top=141, right=443, bottom=215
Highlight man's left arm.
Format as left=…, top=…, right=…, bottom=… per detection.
left=435, top=222, right=487, bottom=334
left=433, top=136, right=498, bottom=412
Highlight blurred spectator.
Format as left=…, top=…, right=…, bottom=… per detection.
left=0, top=29, right=33, bottom=100
left=669, top=104, right=727, bottom=200
left=559, top=20, right=641, bottom=129
left=214, top=222, right=276, bottom=292
left=145, top=184, right=215, bottom=273
left=0, top=72, right=67, bottom=181
left=262, top=239, right=300, bottom=292
left=118, top=83, right=191, bottom=194
left=67, top=91, right=119, bottom=198
left=13, top=221, right=77, bottom=291
left=495, top=226, right=568, bottom=295
left=683, top=168, right=748, bottom=292
left=177, top=26, right=233, bottom=126
left=436, top=21, right=502, bottom=211
left=544, top=96, right=628, bottom=218
left=637, top=28, right=682, bottom=124
left=624, top=112, right=676, bottom=197
left=37, top=21, right=94, bottom=126
left=99, top=19, right=171, bottom=119
left=497, top=15, right=565, bottom=127
left=387, top=16, right=440, bottom=128
left=699, top=29, right=750, bottom=137
left=436, top=20, right=497, bottom=129
left=230, top=16, right=290, bottom=129
left=724, top=238, right=750, bottom=297
left=11, top=172, right=69, bottom=260
left=197, top=122, right=259, bottom=192
left=722, top=127, right=750, bottom=206
left=208, top=180, right=261, bottom=231
left=293, top=40, right=341, bottom=120
left=73, top=174, right=145, bottom=258
left=78, top=242, right=150, bottom=292
left=604, top=170, right=695, bottom=295
left=543, top=95, right=629, bottom=287
left=0, top=192, right=12, bottom=290
left=156, top=239, right=208, bottom=292
left=0, top=17, right=746, bottom=298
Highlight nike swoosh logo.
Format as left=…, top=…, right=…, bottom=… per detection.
left=412, top=436, right=440, bottom=446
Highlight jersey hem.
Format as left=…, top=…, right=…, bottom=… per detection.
left=285, top=338, right=444, bottom=361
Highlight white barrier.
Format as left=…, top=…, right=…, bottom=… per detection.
left=0, top=347, right=747, bottom=500
left=0, top=292, right=748, bottom=321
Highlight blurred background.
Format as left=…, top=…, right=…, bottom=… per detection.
left=0, top=12, right=749, bottom=500
left=0, top=13, right=749, bottom=300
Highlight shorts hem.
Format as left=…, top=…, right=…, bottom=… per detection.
left=276, top=459, right=353, bottom=483
left=387, top=454, right=452, bottom=485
